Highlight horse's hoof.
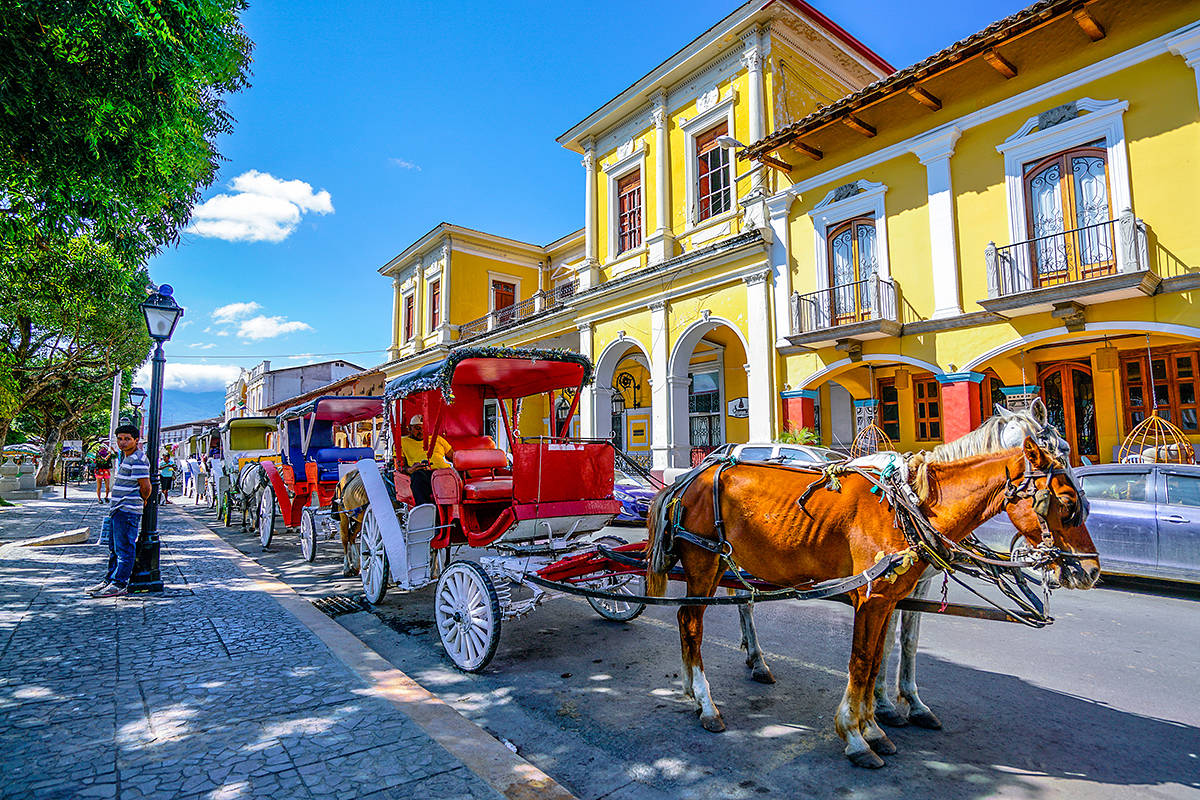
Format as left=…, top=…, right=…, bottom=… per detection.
left=700, top=713, right=726, bottom=733
left=867, top=733, right=897, bottom=755
left=751, top=667, right=776, bottom=685
left=847, top=748, right=885, bottom=769
left=874, top=707, right=909, bottom=728
left=908, top=709, right=942, bottom=730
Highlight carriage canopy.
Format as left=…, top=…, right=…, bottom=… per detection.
left=383, top=347, right=593, bottom=402
left=220, top=416, right=278, bottom=452
left=277, top=396, right=384, bottom=425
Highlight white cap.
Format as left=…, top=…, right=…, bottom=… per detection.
left=409, top=414, right=423, bottom=425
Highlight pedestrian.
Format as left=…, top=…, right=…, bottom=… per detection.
left=93, top=445, right=115, bottom=504
left=87, top=424, right=151, bottom=597
left=159, top=454, right=175, bottom=504
left=399, top=414, right=453, bottom=506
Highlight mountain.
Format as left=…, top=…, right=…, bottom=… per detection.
left=160, top=390, right=225, bottom=426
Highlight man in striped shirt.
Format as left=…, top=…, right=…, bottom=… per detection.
left=88, top=424, right=152, bottom=597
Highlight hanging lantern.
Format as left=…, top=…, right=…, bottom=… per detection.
left=1118, top=334, right=1196, bottom=464
left=851, top=422, right=894, bottom=458
left=893, top=367, right=910, bottom=390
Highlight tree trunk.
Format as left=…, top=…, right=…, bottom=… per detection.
left=0, top=418, right=12, bottom=449
left=35, top=428, right=61, bottom=486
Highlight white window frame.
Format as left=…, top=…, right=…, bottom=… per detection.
left=682, top=93, right=737, bottom=229
left=687, top=343, right=725, bottom=447
left=426, top=276, right=442, bottom=332
left=487, top=271, right=522, bottom=313
left=401, top=288, right=416, bottom=344
left=808, top=179, right=891, bottom=292
left=995, top=97, right=1131, bottom=251
left=603, top=143, right=647, bottom=266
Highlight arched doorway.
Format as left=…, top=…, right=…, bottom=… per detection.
left=667, top=319, right=750, bottom=468
left=592, top=339, right=652, bottom=468
left=1038, top=360, right=1098, bottom=464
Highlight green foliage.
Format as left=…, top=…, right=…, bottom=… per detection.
left=776, top=424, right=819, bottom=445
left=0, top=0, right=253, bottom=258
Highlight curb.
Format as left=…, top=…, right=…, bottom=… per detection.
left=4, top=527, right=90, bottom=548
left=171, top=506, right=579, bottom=800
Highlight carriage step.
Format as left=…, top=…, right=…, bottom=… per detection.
left=311, top=594, right=367, bottom=617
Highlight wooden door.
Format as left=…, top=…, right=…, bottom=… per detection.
left=1039, top=361, right=1099, bottom=464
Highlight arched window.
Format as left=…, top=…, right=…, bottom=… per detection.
left=1022, top=144, right=1113, bottom=285
left=979, top=369, right=1006, bottom=420
left=826, top=216, right=878, bottom=325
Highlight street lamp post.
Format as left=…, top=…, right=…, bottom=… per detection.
left=128, top=387, right=148, bottom=437
left=129, top=284, right=183, bottom=593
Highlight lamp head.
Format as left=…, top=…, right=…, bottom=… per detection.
left=141, top=286, right=183, bottom=342
left=130, top=386, right=148, bottom=409
left=716, top=135, right=745, bottom=150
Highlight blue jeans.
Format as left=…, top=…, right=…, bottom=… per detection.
left=105, top=510, right=141, bottom=587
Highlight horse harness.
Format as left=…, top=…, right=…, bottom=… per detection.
left=661, top=451, right=1092, bottom=627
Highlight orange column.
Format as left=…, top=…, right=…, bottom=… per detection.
left=936, top=372, right=984, bottom=443
left=781, top=389, right=818, bottom=434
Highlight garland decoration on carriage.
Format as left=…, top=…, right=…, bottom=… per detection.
left=383, top=345, right=595, bottom=402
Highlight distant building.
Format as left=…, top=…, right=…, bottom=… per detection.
left=160, top=416, right=223, bottom=450
left=260, top=367, right=386, bottom=450
left=224, top=360, right=364, bottom=420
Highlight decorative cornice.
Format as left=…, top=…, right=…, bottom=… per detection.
left=743, top=268, right=771, bottom=286
left=647, top=299, right=667, bottom=312
left=909, top=126, right=962, bottom=165
left=1001, top=97, right=1124, bottom=144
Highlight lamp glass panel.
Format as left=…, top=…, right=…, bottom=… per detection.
left=144, top=305, right=179, bottom=339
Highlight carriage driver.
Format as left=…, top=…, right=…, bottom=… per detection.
left=400, top=414, right=454, bottom=506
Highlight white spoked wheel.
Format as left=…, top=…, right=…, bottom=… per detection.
left=435, top=561, right=501, bottom=673
left=258, top=488, right=276, bottom=548
left=300, top=507, right=318, bottom=563
left=586, top=536, right=647, bottom=622
left=359, top=508, right=389, bottom=605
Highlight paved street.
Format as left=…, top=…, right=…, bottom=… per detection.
left=195, top=505, right=1200, bottom=800
left=0, top=487, right=546, bottom=800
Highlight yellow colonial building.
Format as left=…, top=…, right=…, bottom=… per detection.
left=380, top=0, right=1200, bottom=470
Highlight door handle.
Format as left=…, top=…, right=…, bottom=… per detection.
left=1163, top=514, right=1188, bottom=524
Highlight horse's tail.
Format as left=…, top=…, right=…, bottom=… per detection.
left=646, top=488, right=676, bottom=597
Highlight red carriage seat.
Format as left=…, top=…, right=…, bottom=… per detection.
left=452, top=442, right=513, bottom=502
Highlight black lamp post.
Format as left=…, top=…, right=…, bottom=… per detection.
left=129, top=386, right=148, bottom=435
left=129, top=284, right=183, bottom=593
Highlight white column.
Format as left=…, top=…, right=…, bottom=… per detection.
left=910, top=127, right=963, bottom=319
left=388, top=276, right=402, bottom=359
left=577, top=322, right=595, bottom=438
left=744, top=269, right=773, bottom=441
left=649, top=300, right=671, bottom=470
left=765, top=188, right=799, bottom=346
left=1168, top=28, right=1200, bottom=109
left=647, top=89, right=674, bottom=264
left=743, top=29, right=767, bottom=195
left=580, top=137, right=601, bottom=289
left=437, top=241, right=452, bottom=344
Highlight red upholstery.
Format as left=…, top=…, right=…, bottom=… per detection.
left=454, top=449, right=507, bottom=472
left=431, top=468, right=462, bottom=505
left=393, top=469, right=414, bottom=505
left=463, top=476, right=513, bottom=501
left=444, top=435, right=497, bottom=453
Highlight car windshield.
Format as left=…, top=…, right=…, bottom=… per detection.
left=738, top=446, right=774, bottom=462
left=615, top=468, right=652, bottom=489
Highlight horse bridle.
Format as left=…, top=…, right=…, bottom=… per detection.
left=1002, top=452, right=1095, bottom=561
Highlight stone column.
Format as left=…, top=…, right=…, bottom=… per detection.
left=649, top=300, right=672, bottom=471
left=577, top=322, right=595, bottom=438
left=388, top=277, right=403, bottom=360
left=765, top=189, right=799, bottom=346
left=743, top=30, right=766, bottom=191
left=936, top=371, right=985, bottom=441
left=580, top=137, right=601, bottom=289
left=437, top=240, right=453, bottom=344
left=910, top=127, right=963, bottom=319
left=647, top=89, right=675, bottom=264
left=745, top=269, right=773, bottom=441
left=781, top=389, right=818, bottom=434
left=1000, top=384, right=1042, bottom=412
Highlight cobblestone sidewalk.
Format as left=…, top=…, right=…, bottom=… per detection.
left=0, top=487, right=507, bottom=800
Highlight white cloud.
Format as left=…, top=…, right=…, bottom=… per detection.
left=135, top=363, right=241, bottom=392
left=187, top=170, right=333, bottom=243
left=389, top=158, right=421, bottom=171
left=212, top=301, right=262, bottom=323
left=236, top=315, right=313, bottom=340
left=188, top=343, right=217, bottom=350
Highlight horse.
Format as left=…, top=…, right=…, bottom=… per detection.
left=334, top=468, right=369, bottom=577
left=646, top=438, right=1092, bottom=768
left=229, top=461, right=269, bottom=532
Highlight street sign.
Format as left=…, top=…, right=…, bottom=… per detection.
left=727, top=397, right=749, bottom=418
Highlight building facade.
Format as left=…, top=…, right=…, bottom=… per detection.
left=224, top=359, right=364, bottom=420
left=380, top=0, right=1200, bottom=469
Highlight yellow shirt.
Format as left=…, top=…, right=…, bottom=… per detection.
left=401, top=435, right=452, bottom=470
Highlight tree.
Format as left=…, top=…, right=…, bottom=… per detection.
left=0, top=0, right=253, bottom=259
left=0, top=234, right=152, bottom=447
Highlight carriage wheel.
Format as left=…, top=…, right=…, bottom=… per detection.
left=258, top=488, right=276, bottom=548
left=435, top=561, right=501, bottom=673
left=359, top=508, right=389, bottom=605
left=300, top=507, right=318, bottom=563
left=586, top=535, right=647, bottom=622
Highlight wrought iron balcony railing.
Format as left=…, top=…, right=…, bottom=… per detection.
left=791, top=275, right=898, bottom=335
left=985, top=211, right=1148, bottom=298
left=458, top=279, right=579, bottom=340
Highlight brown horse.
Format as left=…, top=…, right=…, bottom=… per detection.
left=334, top=469, right=369, bottom=577
left=646, top=439, right=1088, bottom=768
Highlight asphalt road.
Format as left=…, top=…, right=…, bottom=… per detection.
left=187, top=501, right=1200, bottom=800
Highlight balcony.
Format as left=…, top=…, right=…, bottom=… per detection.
left=788, top=275, right=901, bottom=349
left=980, top=212, right=1159, bottom=317
left=458, top=279, right=579, bottom=340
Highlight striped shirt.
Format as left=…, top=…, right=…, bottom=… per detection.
left=110, top=448, right=151, bottom=516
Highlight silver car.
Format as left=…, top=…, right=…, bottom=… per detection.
left=973, top=462, right=1200, bottom=584
left=704, top=442, right=846, bottom=466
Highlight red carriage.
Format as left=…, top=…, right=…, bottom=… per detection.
left=259, top=395, right=384, bottom=561
left=350, top=347, right=644, bottom=671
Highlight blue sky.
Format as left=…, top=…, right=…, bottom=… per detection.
left=145, top=0, right=1029, bottom=413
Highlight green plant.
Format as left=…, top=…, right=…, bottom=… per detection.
left=777, top=424, right=819, bottom=445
